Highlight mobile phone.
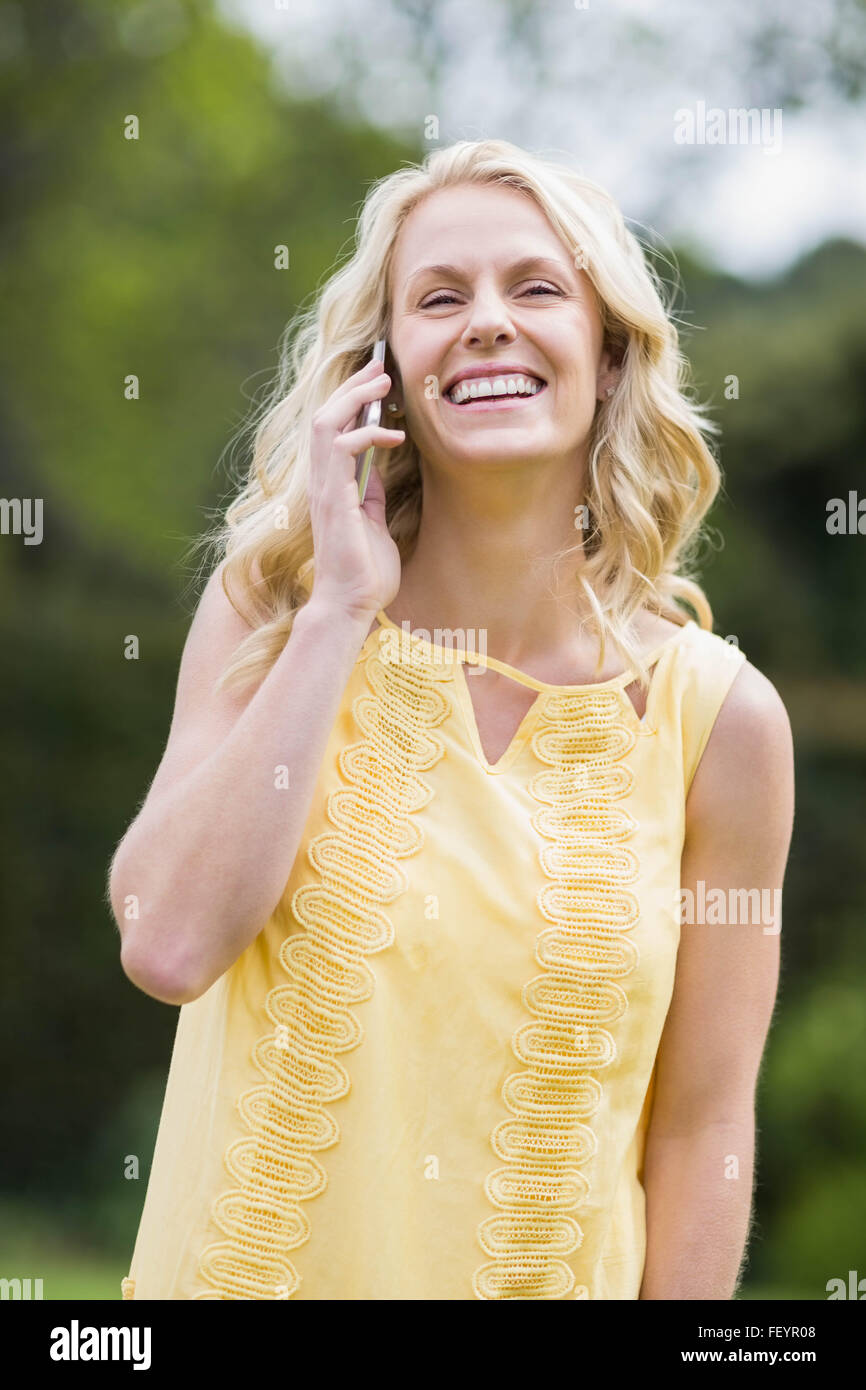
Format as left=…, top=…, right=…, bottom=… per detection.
left=354, top=338, right=388, bottom=503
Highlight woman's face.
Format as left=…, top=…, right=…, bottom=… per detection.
left=387, top=182, right=617, bottom=478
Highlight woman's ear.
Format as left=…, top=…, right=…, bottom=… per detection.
left=596, top=339, right=625, bottom=401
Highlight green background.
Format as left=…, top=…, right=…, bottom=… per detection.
left=1, top=0, right=864, bottom=1300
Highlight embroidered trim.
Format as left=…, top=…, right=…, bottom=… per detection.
left=121, top=1275, right=135, bottom=1299
left=474, top=690, right=640, bottom=1300
left=194, top=635, right=452, bottom=1298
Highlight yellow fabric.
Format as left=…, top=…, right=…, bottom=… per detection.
left=121, top=609, right=746, bottom=1300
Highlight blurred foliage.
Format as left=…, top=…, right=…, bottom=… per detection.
left=0, top=0, right=864, bottom=1300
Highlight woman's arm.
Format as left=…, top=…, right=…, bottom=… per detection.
left=108, top=564, right=374, bottom=1007
left=639, top=660, right=795, bottom=1300
left=109, top=361, right=404, bottom=1008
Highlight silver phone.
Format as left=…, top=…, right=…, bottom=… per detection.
left=354, top=338, right=388, bottom=502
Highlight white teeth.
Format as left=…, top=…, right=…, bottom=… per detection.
left=447, top=373, right=544, bottom=403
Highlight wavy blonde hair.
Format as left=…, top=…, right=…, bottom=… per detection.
left=191, top=137, right=722, bottom=694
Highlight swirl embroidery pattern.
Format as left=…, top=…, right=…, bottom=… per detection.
left=473, top=689, right=641, bottom=1299
left=194, top=635, right=452, bottom=1298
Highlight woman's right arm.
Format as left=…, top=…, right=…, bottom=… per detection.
left=109, top=356, right=405, bottom=1006
left=109, top=584, right=374, bottom=1006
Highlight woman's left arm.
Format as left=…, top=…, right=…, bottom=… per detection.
left=639, top=661, right=795, bottom=1300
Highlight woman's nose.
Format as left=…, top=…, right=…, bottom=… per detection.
left=461, top=297, right=517, bottom=344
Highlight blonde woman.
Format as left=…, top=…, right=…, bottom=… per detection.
left=110, top=138, right=794, bottom=1301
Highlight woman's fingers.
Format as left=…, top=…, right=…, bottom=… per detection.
left=310, top=370, right=388, bottom=434
left=310, top=370, right=399, bottom=489
left=312, top=424, right=405, bottom=496
left=305, top=354, right=405, bottom=617
left=334, top=423, right=405, bottom=453
left=321, top=359, right=389, bottom=425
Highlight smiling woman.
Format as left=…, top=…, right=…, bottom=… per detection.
left=445, top=371, right=545, bottom=405
left=111, top=138, right=793, bottom=1301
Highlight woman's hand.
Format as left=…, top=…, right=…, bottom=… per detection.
left=307, top=357, right=406, bottom=621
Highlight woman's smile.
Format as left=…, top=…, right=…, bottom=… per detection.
left=444, top=379, right=549, bottom=412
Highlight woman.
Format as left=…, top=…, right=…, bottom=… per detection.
left=110, top=138, right=794, bottom=1300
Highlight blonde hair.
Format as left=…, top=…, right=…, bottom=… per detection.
left=191, top=137, right=722, bottom=694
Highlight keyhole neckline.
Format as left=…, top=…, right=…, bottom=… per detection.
left=365, top=609, right=696, bottom=775
left=371, top=608, right=695, bottom=694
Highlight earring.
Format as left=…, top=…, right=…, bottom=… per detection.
left=604, top=386, right=615, bottom=398
left=386, top=402, right=402, bottom=415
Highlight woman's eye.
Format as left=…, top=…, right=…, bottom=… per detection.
left=421, top=282, right=561, bottom=308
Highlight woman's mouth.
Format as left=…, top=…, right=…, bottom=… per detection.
left=444, top=373, right=547, bottom=410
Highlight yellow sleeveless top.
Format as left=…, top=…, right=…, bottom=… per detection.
left=121, top=607, right=745, bottom=1301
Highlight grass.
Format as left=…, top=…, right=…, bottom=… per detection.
left=0, top=1198, right=126, bottom=1300
left=0, top=1197, right=821, bottom=1301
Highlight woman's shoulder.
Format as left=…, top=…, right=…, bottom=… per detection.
left=633, top=609, right=744, bottom=670
left=683, top=652, right=794, bottom=849
left=629, top=609, right=689, bottom=653
left=664, top=619, right=793, bottom=807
